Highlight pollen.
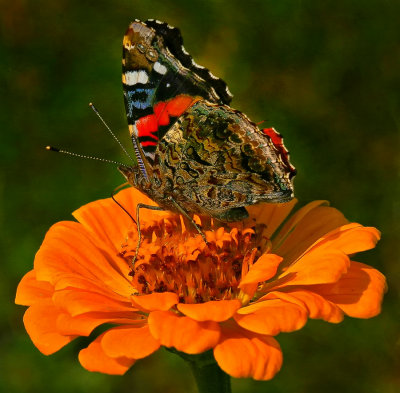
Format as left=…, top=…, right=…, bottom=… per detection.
left=118, top=216, right=264, bottom=303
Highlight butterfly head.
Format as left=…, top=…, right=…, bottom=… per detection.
left=118, top=165, right=143, bottom=188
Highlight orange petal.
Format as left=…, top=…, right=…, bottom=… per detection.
left=131, top=292, right=179, bottom=312
left=148, top=310, right=220, bottom=354
left=306, top=224, right=381, bottom=255
left=245, top=199, right=297, bottom=238
left=53, top=274, right=133, bottom=302
left=101, top=325, right=160, bottom=359
left=312, top=261, right=386, bottom=318
left=234, top=298, right=307, bottom=335
left=73, top=187, right=166, bottom=255
left=275, top=249, right=350, bottom=287
left=23, top=301, right=76, bottom=355
left=239, top=254, right=282, bottom=296
left=73, top=187, right=148, bottom=253
left=263, top=290, right=344, bottom=323
left=273, top=203, right=349, bottom=263
left=34, top=221, right=132, bottom=298
left=56, top=311, right=143, bottom=336
left=273, top=201, right=329, bottom=244
left=177, top=300, right=241, bottom=322
left=52, top=289, right=133, bottom=316
left=15, top=270, right=53, bottom=306
left=214, top=325, right=282, bottom=380
left=78, top=333, right=135, bottom=375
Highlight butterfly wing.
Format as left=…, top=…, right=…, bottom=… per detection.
left=122, top=19, right=233, bottom=168
left=155, top=100, right=296, bottom=221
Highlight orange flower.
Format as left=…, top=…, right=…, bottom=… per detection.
left=15, top=188, right=386, bottom=380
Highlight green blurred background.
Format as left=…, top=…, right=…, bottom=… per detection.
left=2, top=0, right=399, bottom=392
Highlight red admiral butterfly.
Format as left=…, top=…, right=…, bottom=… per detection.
left=118, top=19, right=296, bottom=222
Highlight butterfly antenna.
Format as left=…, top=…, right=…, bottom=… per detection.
left=89, top=103, right=136, bottom=165
left=45, top=146, right=130, bottom=167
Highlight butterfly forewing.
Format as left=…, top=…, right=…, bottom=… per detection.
left=122, top=19, right=233, bottom=163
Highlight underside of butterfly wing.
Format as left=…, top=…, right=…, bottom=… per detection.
left=122, top=19, right=232, bottom=167
left=139, top=100, right=296, bottom=221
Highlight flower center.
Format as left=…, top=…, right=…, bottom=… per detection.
left=118, top=215, right=266, bottom=303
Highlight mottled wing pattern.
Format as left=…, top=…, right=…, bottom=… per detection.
left=122, top=19, right=233, bottom=165
left=155, top=101, right=296, bottom=221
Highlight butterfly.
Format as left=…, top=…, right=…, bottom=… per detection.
left=118, top=19, right=296, bottom=224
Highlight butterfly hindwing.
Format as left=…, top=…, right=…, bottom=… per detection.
left=154, top=100, right=296, bottom=220
left=122, top=19, right=233, bottom=164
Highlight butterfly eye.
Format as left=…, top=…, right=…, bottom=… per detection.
left=137, top=43, right=146, bottom=53
left=146, top=48, right=158, bottom=62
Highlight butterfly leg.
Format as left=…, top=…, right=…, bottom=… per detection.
left=167, top=196, right=207, bottom=244
left=132, top=203, right=165, bottom=267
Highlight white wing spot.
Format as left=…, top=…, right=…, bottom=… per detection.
left=124, top=70, right=149, bottom=85
left=124, top=71, right=139, bottom=85
left=208, top=71, right=219, bottom=80
left=154, top=61, right=167, bottom=75
left=137, top=70, right=149, bottom=84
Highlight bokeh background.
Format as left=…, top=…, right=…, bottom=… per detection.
left=2, top=0, right=399, bottom=392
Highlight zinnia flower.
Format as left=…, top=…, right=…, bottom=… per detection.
left=15, top=187, right=386, bottom=380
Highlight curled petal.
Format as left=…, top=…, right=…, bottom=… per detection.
left=79, top=333, right=135, bottom=375
left=276, top=249, right=350, bottom=287
left=312, top=261, right=387, bottom=318
left=15, top=270, right=53, bottom=306
left=239, top=254, right=282, bottom=296
left=245, top=199, right=297, bottom=238
left=23, top=301, right=76, bottom=355
left=56, top=311, right=143, bottom=336
left=177, top=300, right=241, bottom=322
left=307, top=224, right=381, bottom=255
left=148, top=310, right=220, bottom=354
left=52, top=289, right=133, bottom=316
left=273, top=203, right=349, bottom=262
left=52, top=274, right=133, bottom=302
left=131, top=292, right=179, bottom=312
left=263, top=290, right=344, bottom=323
left=234, top=298, right=307, bottom=335
left=214, top=325, right=282, bottom=380
left=101, top=325, right=160, bottom=359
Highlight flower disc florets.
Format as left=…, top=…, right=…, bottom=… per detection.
left=120, top=216, right=265, bottom=304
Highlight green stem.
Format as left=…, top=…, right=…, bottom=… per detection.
left=167, top=348, right=232, bottom=393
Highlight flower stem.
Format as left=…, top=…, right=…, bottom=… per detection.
left=166, top=348, right=232, bottom=393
